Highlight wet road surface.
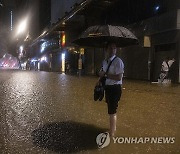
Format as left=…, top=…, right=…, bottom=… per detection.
left=0, top=70, right=179, bottom=154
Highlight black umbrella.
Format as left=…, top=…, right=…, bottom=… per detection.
left=73, top=25, right=138, bottom=47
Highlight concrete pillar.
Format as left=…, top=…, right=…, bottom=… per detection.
left=92, top=48, right=95, bottom=74
left=178, top=39, right=180, bottom=83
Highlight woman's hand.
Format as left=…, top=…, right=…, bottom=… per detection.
left=99, top=71, right=106, bottom=78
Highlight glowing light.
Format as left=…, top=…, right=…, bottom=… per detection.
left=155, top=6, right=160, bottom=11
left=62, top=53, right=65, bottom=60
left=41, top=31, right=46, bottom=36
left=62, top=33, right=65, bottom=47
left=24, top=34, right=30, bottom=41
left=41, top=42, right=47, bottom=53
left=31, top=59, right=38, bottom=62
left=17, top=18, right=28, bottom=35
left=61, top=53, right=65, bottom=72
left=10, top=11, right=13, bottom=31
left=4, top=64, right=9, bottom=67
left=40, top=56, right=47, bottom=62
left=80, top=48, right=84, bottom=55
left=20, top=46, right=23, bottom=53
left=38, top=62, right=40, bottom=70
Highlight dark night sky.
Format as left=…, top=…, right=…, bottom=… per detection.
left=103, top=0, right=170, bottom=25
left=1, top=0, right=178, bottom=29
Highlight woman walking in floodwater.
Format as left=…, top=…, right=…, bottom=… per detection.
left=98, top=43, right=124, bottom=137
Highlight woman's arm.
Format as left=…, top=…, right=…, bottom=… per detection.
left=106, top=73, right=123, bottom=81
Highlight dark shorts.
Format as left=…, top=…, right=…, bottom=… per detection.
left=105, top=84, right=122, bottom=114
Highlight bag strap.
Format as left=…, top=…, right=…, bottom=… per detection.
left=105, top=56, right=117, bottom=74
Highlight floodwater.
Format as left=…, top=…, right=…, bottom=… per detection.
left=0, top=70, right=179, bottom=154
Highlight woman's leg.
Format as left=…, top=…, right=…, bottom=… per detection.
left=109, top=113, right=117, bottom=137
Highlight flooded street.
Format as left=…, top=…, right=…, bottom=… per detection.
left=0, top=70, right=179, bottom=154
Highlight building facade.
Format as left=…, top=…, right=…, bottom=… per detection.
left=121, top=10, right=180, bottom=83
left=29, top=0, right=180, bottom=83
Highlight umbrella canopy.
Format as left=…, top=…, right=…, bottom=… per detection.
left=72, top=25, right=138, bottom=48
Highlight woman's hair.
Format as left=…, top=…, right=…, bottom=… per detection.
left=105, top=42, right=116, bottom=49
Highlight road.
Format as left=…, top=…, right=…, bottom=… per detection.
left=0, top=70, right=179, bottom=154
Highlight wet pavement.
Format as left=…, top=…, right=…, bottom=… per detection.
left=0, top=70, right=179, bottom=154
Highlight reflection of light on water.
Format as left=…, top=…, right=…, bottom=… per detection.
left=2, top=73, right=43, bottom=145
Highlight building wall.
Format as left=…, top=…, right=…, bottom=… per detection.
left=177, top=9, right=180, bottom=29
left=40, top=0, right=180, bottom=81
left=166, top=0, right=180, bottom=11
left=51, top=52, right=61, bottom=72
left=84, top=48, right=105, bottom=75
left=76, top=3, right=180, bottom=82
left=84, top=48, right=95, bottom=75
left=152, top=43, right=178, bottom=82
left=120, top=46, right=150, bottom=80
left=94, top=48, right=105, bottom=75
left=151, top=31, right=180, bottom=83
left=121, top=11, right=180, bottom=83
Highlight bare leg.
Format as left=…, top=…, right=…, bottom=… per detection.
left=109, top=114, right=117, bottom=137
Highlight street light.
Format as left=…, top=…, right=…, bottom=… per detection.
left=20, top=46, right=23, bottom=53
left=16, top=18, right=28, bottom=35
